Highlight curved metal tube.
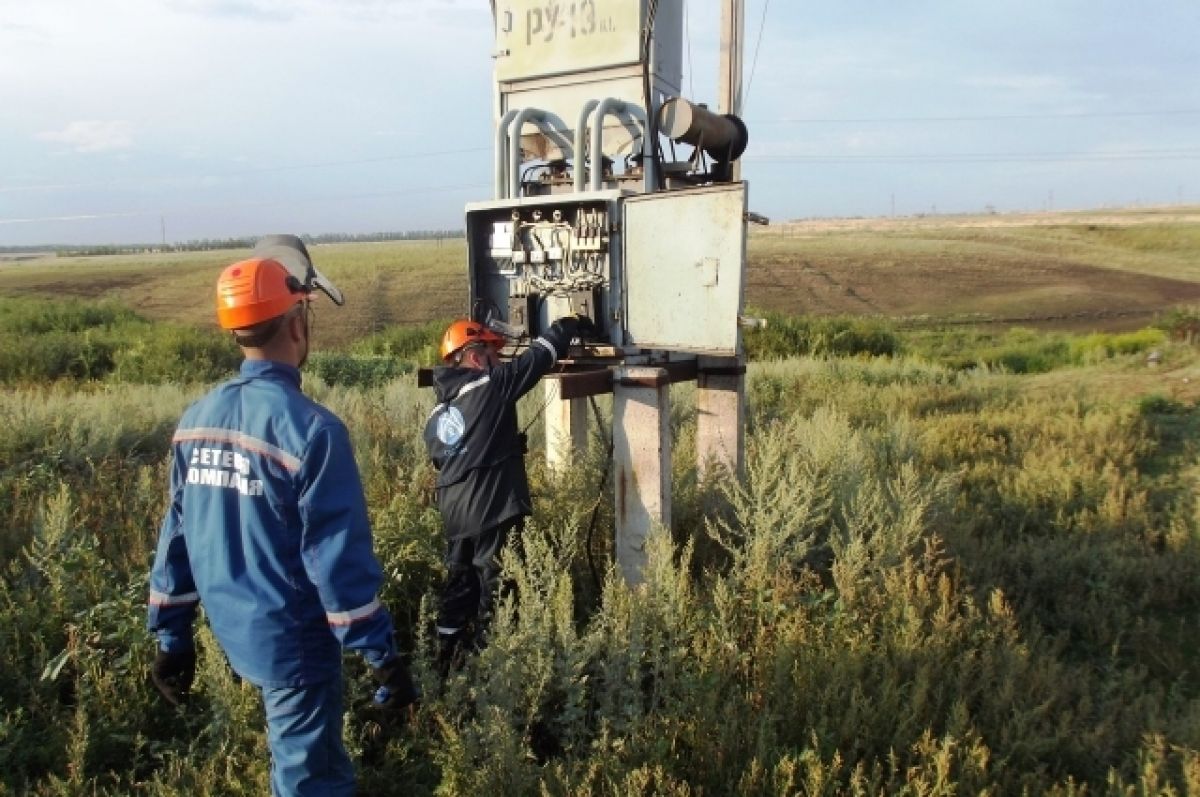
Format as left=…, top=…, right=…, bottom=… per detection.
left=589, top=99, right=653, bottom=192
left=634, top=103, right=655, bottom=193
left=495, top=108, right=521, bottom=200
left=508, top=107, right=548, bottom=199
left=573, top=99, right=601, bottom=194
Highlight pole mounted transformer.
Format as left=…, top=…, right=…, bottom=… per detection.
left=462, top=0, right=754, bottom=583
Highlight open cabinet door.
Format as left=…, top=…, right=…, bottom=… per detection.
left=622, top=183, right=747, bottom=355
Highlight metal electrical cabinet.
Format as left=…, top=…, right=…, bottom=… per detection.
left=464, top=182, right=746, bottom=356
left=622, top=183, right=746, bottom=354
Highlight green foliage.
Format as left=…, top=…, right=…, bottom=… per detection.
left=1069, top=328, right=1166, bottom=364
left=304, top=320, right=449, bottom=387
left=744, top=311, right=901, bottom=360
left=4, top=311, right=1200, bottom=793
left=307, top=353, right=414, bottom=388
left=0, top=298, right=238, bottom=385
left=111, top=326, right=241, bottom=384
left=746, top=311, right=1165, bottom=373
left=907, top=324, right=1166, bottom=373
left=351, top=319, right=449, bottom=366
left=1155, top=305, right=1200, bottom=342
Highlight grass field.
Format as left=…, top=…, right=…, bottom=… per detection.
left=0, top=240, right=466, bottom=349
left=752, top=207, right=1200, bottom=329
left=4, top=207, right=1200, bottom=347
left=4, top=208, right=1200, bottom=794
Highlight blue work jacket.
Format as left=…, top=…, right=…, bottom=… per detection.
left=147, top=359, right=396, bottom=687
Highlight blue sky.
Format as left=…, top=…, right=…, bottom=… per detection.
left=2, top=0, right=1198, bottom=245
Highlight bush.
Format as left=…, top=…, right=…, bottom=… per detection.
left=1154, top=306, right=1200, bottom=342
left=0, top=298, right=238, bottom=385
left=1069, top=328, right=1166, bottom=364
left=744, top=311, right=900, bottom=360
left=5, top=306, right=1200, bottom=793
left=111, top=326, right=240, bottom=383
left=352, top=319, right=448, bottom=367
left=307, top=353, right=415, bottom=388
left=0, top=297, right=138, bottom=336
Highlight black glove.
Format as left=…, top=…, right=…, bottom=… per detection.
left=572, top=313, right=598, bottom=337
left=551, top=316, right=580, bottom=340
left=517, top=431, right=529, bottom=455
left=371, top=657, right=420, bottom=710
left=150, top=648, right=196, bottom=707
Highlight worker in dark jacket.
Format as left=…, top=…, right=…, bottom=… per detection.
left=424, top=316, right=581, bottom=670
left=147, top=235, right=417, bottom=797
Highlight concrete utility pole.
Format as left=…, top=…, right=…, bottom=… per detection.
left=697, top=0, right=748, bottom=481
left=718, top=0, right=745, bottom=177
left=613, top=366, right=672, bottom=584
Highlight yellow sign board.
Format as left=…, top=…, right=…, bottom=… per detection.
left=495, top=0, right=644, bottom=82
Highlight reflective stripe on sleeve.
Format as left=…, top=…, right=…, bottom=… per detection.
left=149, top=589, right=200, bottom=607
left=533, top=336, right=557, bottom=365
left=456, top=375, right=491, bottom=398
left=326, top=598, right=382, bottom=626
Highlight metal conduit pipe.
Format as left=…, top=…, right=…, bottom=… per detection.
left=508, top=107, right=548, bottom=200
left=588, top=98, right=625, bottom=192
left=495, top=108, right=521, bottom=200
left=573, top=99, right=601, bottom=194
left=636, top=103, right=656, bottom=193
left=589, top=99, right=653, bottom=192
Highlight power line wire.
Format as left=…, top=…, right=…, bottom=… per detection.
left=742, top=0, right=771, bottom=113
left=751, top=146, right=1200, bottom=158
left=747, top=149, right=1200, bottom=165
left=750, top=109, right=1200, bottom=124
left=0, top=146, right=492, bottom=194
left=683, top=0, right=694, bottom=98
left=0, top=181, right=492, bottom=226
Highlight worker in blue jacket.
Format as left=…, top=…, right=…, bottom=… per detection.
left=424, top=315, right=583, bottom=673
left=147, top=235, right=417, bottom=797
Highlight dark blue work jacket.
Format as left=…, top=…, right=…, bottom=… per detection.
left=425, top=329, right=570, bottom=539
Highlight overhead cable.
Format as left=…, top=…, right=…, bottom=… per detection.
left=751, top=109, right=1200, bottom=125
left=1, top=146, right=493, bottom=194
left=742, top=0, right=772, bottom=113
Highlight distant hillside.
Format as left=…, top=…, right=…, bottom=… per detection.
left=1, top=207, right=1198, bottom=345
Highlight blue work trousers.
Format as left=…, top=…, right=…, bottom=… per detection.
left=261, top=675, right=355, bottom=797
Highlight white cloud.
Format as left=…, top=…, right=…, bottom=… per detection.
left=165, top=0, right=295, bottom=22
left=163, top=0, right=479, bottom=25
left=36, top=121, right=135, bottom=154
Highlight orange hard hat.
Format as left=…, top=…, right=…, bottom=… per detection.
left=440, top=319, right=505, bottom=362
left=216, top=258, right=308, bottom=330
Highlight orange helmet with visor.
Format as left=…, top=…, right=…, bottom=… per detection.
left=440, top=319, right=505, bottom=362
left=215, top=258, right=308, bottom=330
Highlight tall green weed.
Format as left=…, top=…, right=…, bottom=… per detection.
left=0, top=298, right=237, bottom=384
left=3, top=318, right=1200, bottom=793
left=744, top=311, right=900, bottom=360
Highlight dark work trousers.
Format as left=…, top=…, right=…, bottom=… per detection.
left=435, top=517, right=523, bottom=640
